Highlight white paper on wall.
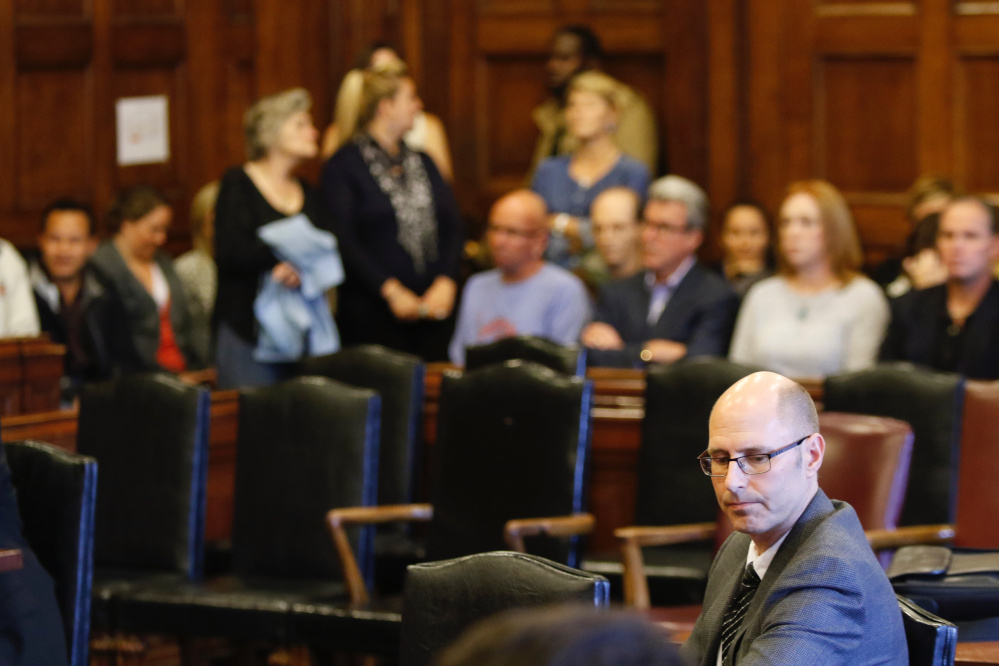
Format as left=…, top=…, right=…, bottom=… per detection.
left=115, top=95, right=170, bottom=166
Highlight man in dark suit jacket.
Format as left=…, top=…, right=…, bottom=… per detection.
left=582, top=176, right=738, bottom=367
left=682, top=372, right=907, bottom=665
left=880, top=196, right=999, bottom=379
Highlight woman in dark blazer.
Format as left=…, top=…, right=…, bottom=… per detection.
left=91, top=185, right=205, bottom=375
left=322, top=61, right=462, bottom=361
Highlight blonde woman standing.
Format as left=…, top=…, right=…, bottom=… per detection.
left=322, top=63, right=462, bottom=361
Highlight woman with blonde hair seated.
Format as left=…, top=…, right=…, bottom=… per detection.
left=322, top=42, right=453, bottom=180
left=322, top=61, right=462, bottom=361
left=729, top=180, right=889, bottom=379
left=531, top=70, right=650, bottom=270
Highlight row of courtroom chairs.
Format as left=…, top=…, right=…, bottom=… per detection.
left=0, top=438, right=955, bottom=666
left=0, top=439, right=613, bottom=666
left=65, top=356, right=594, bottom=662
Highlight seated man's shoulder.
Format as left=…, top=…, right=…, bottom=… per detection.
left=539, top=263, right=587, bottom=292
left=462, top=268, right=503, bottom=294
left=687, top=263, right=738, bottom=300
left=597, top=271, right=645, bottom=298
left=784, top=500, right=886, bottom=585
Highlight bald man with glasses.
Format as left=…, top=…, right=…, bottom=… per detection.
left=683, top=372, right=907, bottom=666
left=448, top=190, right=590, bottom=365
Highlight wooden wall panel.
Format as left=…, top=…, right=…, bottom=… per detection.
left=818, top=57, right=917, bottom=192
left=15, top=0, right=85, bottom=16
left=956, top=58, right=999, bottom=193
left=14, top=71, right=91, bottom=209
left=0, top=0, right=336, bottom=248
left=480, top=57, right=547, bottom=186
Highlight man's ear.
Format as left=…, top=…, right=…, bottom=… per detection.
left=804, top=433, right=825, bottom=476
left=86, top=237, right=98, bottom=256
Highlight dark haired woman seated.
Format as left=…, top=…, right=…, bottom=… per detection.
left=91, top=184, right=206, bottom=375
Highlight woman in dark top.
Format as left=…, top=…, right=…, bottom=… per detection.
left=91, top=185, right=205, bottom=375
left=322, top=61, right=462, bottom=360
left=215, top=87, right=331, bottom=389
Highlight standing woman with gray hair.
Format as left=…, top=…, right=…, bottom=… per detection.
left=322, top=62, right=462, bottom=361
left=215, top=87, right=334, bottom=389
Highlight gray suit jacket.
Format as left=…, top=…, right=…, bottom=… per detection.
left=587, top=264, right=738, bottom=368
left=683, top=490, right=907, bottom=665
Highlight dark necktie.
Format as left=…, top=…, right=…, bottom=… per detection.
left=720, top=562, right=761, bottom=664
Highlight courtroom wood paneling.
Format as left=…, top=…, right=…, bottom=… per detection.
left=15, top=0, right=85, bottom=16
left=818, top=57, right=917, bottom=192
left=0, top=0, right=335, bottom=248
left=15, top=70, right=91, bottom=209
left=955, top=57, right=999, bottom=193
left=479, top=56, right=548, bottom=189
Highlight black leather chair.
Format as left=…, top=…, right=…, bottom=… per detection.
left=6, top=440, right=98, bottom=666
left=583, top=357, right=762, bottom=604
left=899, top=594, right=957, bottom=666
left=399, top=551, right=610, bottom=666
left=824, top=363, right=965, bottom=526
left=464, top=335, right=586, bottom=376
left=300, top=360, right=595, bottom=657
left=76, top=373, right=210, bottom=641
left=115, top=376, right=381, bottom=649
left=301, top=344, right=426, bottom=591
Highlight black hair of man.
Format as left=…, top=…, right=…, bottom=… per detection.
left=556, top=25, right=604, bottom=66
left=40, top=198, right=95, bottom=237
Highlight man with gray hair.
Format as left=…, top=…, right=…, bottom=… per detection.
left=581, top=175, right=738, bottom=367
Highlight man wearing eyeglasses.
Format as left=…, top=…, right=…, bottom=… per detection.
left=581, top=175, right=738, bottom=367
left=683, top=372, right=907, bottom=665
left=448, top=190, right=590, bottom=365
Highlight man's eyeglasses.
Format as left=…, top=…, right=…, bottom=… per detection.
left=696, top=435, right=811, bottom=477
left=642, top=221, right=691, bottom=237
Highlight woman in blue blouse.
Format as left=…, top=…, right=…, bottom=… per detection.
left=531, top=70, right=651, bottom=270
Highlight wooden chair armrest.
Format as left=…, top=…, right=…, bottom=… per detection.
left=614, top=523, right=718, bottom=548
left=503, top=513, right=595, bottom=552
left=326, top=504, right=434, bottom=603
left=614, top=522, right=718, bottom=610
left=866, top=524, right=955, bottom=551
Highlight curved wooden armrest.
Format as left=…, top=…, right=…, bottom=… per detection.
left=614, top=523, right=718, bottom=548
left=503, top=513, right=595, bottom=552
left=325, top=504, right=434, bottom=603
left=615, top=522, right=718, bottom=610
left=866, top=524, right=955, bottom=552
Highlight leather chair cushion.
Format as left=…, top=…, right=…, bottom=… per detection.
left=464, top=336, right=585, bottom=376
left=117, top=576, right=346, bottom=642
left=428, top=362, right=591, bottom=567
left=400, top=551, right=609, bottom=666
left=6, top=440, right=97, bottom=666
left=77, top=374, right=210, bottom=576
left=898, top=594, right=957, bottom=666
left=824, top=364, right=964, bottom=526
left=289, top=597, right=403, bottom=655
